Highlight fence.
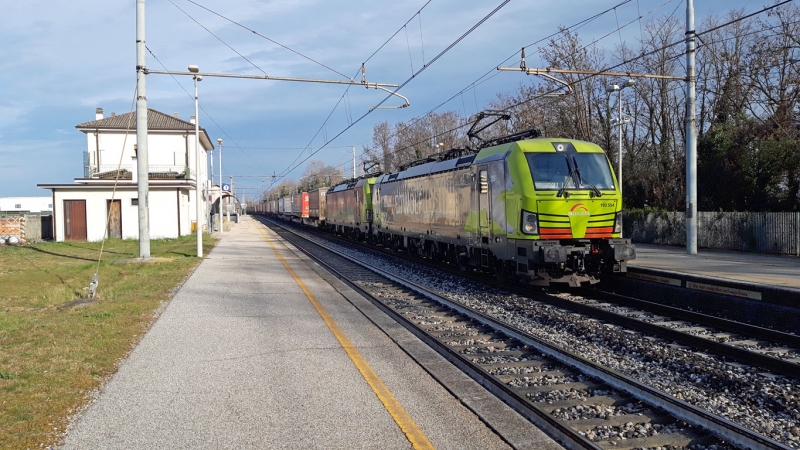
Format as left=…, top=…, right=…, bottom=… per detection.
left=623, top=211, right=800, bottom=256
left=83, top=163, right=189, bottom=179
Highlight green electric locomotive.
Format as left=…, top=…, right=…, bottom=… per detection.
left=370, top=134, right=636, bottom=286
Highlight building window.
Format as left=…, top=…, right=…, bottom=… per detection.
left=48, top=204, right=53, bottom=208
left=131, top=198, right=138, bottom=206
left=14, top=204, right=21, bottom=209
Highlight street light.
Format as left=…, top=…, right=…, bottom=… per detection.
left=606, top=78, right=635, bottom=197
left=217, top=138, right=223, bottom=234
left=191, top=65, right=203, bottom=257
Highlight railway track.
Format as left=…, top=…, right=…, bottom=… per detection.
left=261, top=217, right=794, bottom=450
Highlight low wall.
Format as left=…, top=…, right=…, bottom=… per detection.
left=624, top=211, right=800, bottom=256
left=0, top=214, right=53, bottom=244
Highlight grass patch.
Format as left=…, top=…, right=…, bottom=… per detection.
left=0, top=234, right=217, bottom=449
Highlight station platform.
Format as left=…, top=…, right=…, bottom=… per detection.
left=61, top=216, right=559, bottom=449
left=629, top=243, right=800, bottom=293
left=602, top=243, right=800, bottom=334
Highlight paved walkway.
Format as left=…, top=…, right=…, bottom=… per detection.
left=61, top=217, right=556, bottom=449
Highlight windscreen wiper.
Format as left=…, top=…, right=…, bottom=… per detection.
left=572, top=157, right=602, bottom=197
left=557, top=168, right=578, bottom=198
left=583, top=179, right=602, bottom=197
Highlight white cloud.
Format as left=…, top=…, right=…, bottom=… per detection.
left=0, top=0, right=757, bottom=195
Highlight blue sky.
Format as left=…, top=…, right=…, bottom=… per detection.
left=1, top=0, right=754, bottom=199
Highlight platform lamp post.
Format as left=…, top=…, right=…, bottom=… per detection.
left=190, top=65, right=203, bottom=257
left=218, top=138, right=223, bottom=234
left=606, top=79, right=635, bottom=197
left=607, top=79, right=635, bottom=239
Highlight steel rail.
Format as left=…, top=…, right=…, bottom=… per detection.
left=265, top=221, right=598, bottom=450
left=515, top=288, right=800, bottom=381
left=583, top=285, right=800, bottom=348
left=264, top=218, right=790, bottom=450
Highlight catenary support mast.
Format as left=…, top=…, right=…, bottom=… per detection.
left=686, top=0, right=698, bottom=254
left=135, top=0, right=151, bottom=258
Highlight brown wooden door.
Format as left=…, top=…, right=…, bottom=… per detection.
left=107, top=199, right=122, bottom=239
left=64, top=200, right=87, bottom=241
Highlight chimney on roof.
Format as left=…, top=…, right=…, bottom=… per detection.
left=111, top=112, right=116, bottom=117
left=190, top=115, right=196, bottom=124
left=95, top=108, right=103, bottom=120
left=174, top=112, right=179, bottom=118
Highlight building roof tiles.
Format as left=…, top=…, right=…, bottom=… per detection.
left=75, top=108, right=200, bottom=130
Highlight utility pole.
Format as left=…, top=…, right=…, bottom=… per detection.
left=353, top=146, right=356, bottom=178
left=192, top=68, right=203, bottom=258
left=135, top=0, right=151, bottom=259
left=229, top=176, right=233, bottom=221
left=209, top=145, right=214, bottom=230
left=686, top=0, right=698, bottom=255
left=217, top=138, right=223, bottom=234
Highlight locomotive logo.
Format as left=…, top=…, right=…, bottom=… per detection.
left=567, top=203, right=591, bottom=216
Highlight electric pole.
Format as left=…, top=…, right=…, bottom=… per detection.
left=135, top=0, right=151, bottom=259
left=685, top=0, right=698, bottom=255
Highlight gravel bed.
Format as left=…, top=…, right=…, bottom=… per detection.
left=306, top=233, right=800, bottom=447
left=507, top=374, right=585, bottom=387
left=551, top=401, right=647, bottom=420
left=527, top=387, right=614, bottom=403
left=488, top=365, right=555, bottom=376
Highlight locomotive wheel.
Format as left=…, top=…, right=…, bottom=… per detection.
left=493, top=261, right=511, bottom=283
left=456, top=247, right=469, bottom=272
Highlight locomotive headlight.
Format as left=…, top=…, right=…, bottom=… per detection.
left=521, top=210, right=538, bottom=235
left=614, top=212, right=623, bottom=234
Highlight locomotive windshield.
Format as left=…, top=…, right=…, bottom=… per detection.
left=526, top=152, right=615, bottom=191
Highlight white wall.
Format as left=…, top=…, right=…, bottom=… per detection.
left=52, top=187, right=192, bottom=242
left=85, top=130, right=209, bottom=182
left=0, top=196, right=53, bottom=213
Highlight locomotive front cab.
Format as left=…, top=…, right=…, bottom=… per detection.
left=510, top=139, right=636, bottom=285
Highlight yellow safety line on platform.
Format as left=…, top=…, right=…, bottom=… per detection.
left=256, top=225, right=434, bottom=450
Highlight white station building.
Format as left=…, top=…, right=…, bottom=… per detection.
left=38, top=108, right=216, bottom=242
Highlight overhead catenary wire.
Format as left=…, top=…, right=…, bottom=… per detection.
left=315, top=0, right=678, bottom=177
left=269, top=0, right=437, bottom=184
left=349, top=1, right=797, bottom=170
left=396, top=0, right=648, bottom=133
left=145, top=46, right=268, bottom=175
left=183, top=0, right=351, bottom=80
left=264, top=1, right=511, bottom=192
left=168, top=0, right=267, bottom=75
